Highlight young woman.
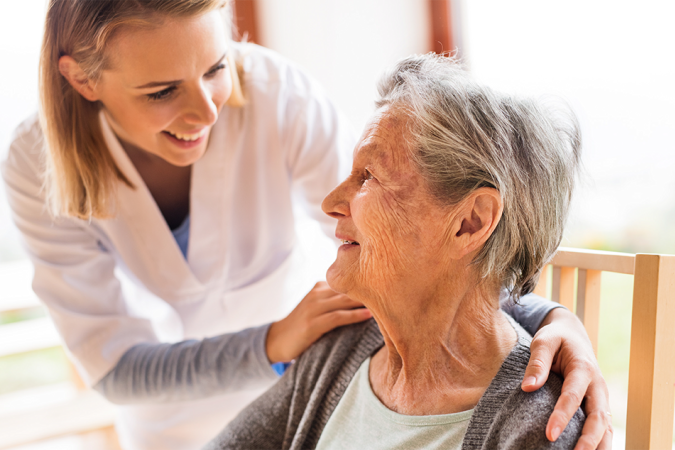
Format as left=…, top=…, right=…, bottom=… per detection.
left=2, top=1, right=611, bottom=449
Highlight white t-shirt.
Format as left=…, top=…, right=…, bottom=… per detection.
left=317, top=357, right=474, bottom=450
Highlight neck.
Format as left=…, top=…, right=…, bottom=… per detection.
left=367, top=279, right=517, bottom=416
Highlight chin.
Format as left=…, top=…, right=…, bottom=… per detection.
left=325, top=264, right=350, bottom=295
left=164, top=146, right=206, bottom=167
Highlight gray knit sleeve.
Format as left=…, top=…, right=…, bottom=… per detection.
left=500, top=292, right=565, bottom=336
left=94, top=323, right=280, bottom=404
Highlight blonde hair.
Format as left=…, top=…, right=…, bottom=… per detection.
left=40, top=0, right=243, bottom=219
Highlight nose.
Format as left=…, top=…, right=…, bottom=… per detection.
left=183, top=82, right=218, bottom=126
left=322, top=178, right=352, bottom=219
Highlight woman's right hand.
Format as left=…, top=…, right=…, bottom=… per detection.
left=266, top=281, right=372, bottom=363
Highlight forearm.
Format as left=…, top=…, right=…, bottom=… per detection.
left=500, top=291, right=565, bottom=336
left=94, top=323, right=279, bottom=404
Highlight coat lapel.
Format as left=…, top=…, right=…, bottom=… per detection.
left=98, top=112, right=204, bottom=299
left=188, top=108, right=237, bottom=286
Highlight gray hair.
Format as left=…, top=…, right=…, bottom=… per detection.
left=376, top=53, right=581, bottom=300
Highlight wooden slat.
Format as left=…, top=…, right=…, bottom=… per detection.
left=533, top=265, right=549, bottom=297
left=0, top=389, right=116, bottom=449
left=231, top=0, right=259, bottom=43
left=68, top=359, right=88, bottom=391
left=0, top=317, right=61, bottom=357
left=576, top=269, right=601, bottom=355
left=551, top=266, right=575, bottom=311
left=551, top=247, right=635, bottom=275
left=429, top=0, right=455, bottom=54
left=626, top=254, right=675, bottom=449
left=551, top=266, right=560, bottom=302
left=99, top=426, right=123, bottom=450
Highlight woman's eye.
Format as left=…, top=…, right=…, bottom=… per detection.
left=364, top=170, right=374, bottom=181
left=205, top=63, right=226, bottom=78
left=147, top=86, right=177, bottom=101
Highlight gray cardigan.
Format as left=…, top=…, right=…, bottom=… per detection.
left=94, top=294, right=557, bottom=404
left=204, top=317, right=584, bottom=450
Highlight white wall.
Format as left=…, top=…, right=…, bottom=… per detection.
left=255, top=0, right=431, bottom=276
left=256, top=0, right=430, bottom=132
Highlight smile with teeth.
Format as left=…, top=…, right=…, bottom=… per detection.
left=165, top=129, right=208, bottom=141
left=341, top=240, right=360, bottom=245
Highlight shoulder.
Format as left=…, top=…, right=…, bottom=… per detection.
left=233, top=43, right=332, bottom=108
left=2, top=113, right=44, bottom=183
left=478, top=355, right=584, bottom=449
left=463, top=321, right=585, bottom=450
left=294, top=318, right=382, bottom=379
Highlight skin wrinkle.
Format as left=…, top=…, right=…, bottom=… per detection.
left=322, top=107, right=517, bottom=417
left=371, top=279, right=512, bottom=414
left=341, top=114, right=431, bottom=306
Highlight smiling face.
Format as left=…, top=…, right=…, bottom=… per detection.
left=322, top=108, right=458, bottom=305
left=90, top=11, right=232, bottom=166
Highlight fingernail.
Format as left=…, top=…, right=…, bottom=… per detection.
left=551, top=426, right=561, bottom=441
left=522, top=376, right=536, bottom=388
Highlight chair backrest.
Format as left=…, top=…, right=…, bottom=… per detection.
left=534, top=248, right=675, bottom=449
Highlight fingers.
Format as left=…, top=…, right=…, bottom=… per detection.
left=304, top=282, right=364, bottom=308
left=522, top=333, right=560, bottom=392
left=596, top=421, right=613, bottom=450
left=546, top=361, right=594, bottom=442
left=312, top=307, right=372, bottom=336
left=314, top=294, right=364, bottom=314
left=571, top=377, right=611, bottom=450
left=267, top=283, right=371, bottom=363
left=303, top=281, right=336, bottom=302
left=572, top=410, right=612, bottom=450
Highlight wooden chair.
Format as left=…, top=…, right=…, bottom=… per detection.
left=0, top=260, right=119, bottom=449
left=533, top=248, right=675, bottom=450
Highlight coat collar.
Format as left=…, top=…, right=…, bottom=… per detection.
left=98, top=110, right=234, bottom=296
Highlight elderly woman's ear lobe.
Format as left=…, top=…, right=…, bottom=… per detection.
left=449, top=188, right=503, bottom=259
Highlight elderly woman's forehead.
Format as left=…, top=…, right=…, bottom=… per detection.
left=355, top=110, right=410, bottom=162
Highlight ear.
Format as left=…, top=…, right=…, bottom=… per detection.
left=447, top=187, right=503, bottom=259
left=58, top=56, right=100, bottom=102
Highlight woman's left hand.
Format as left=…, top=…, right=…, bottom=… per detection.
left=521, top=307, right=612, bottom=450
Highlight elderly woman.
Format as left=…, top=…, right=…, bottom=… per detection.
left=205, top=54, right=586, bottom=449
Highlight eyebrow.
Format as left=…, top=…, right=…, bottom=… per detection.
left=133, top=52, right=228, bottom=89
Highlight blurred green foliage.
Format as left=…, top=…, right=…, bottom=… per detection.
left=0, top=307, right=45, bottom=325
left=0, top=348, right=70, bottom=395
left=0, top=307, right=70, bottom=395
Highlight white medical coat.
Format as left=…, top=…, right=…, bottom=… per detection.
left=2, top=44, right=356, bottom=449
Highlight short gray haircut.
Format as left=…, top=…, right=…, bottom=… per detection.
left=376, top=53, right=581, bottom=300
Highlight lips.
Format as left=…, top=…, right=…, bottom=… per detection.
left=340, top=240, right=360, bottom=245
left=161, top=128, right=208, bottom=149
left=336, top=232, right=360, bottom=246
left=163, top=128, right=207, bottom=141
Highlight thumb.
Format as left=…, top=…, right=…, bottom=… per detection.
left=522, top=335, right=558, bottom=392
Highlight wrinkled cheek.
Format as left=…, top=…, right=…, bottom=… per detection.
left=356, top=206, right=416, bottom=292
